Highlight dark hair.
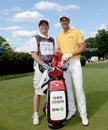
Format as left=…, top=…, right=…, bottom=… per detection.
left=39, top=20, right=49, bottom=27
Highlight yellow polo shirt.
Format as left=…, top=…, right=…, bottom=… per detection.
left=56, top=28, right=84, bottom=58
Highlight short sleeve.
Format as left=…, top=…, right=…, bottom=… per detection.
left=30, top=37, right=38, bottom=53
left=77, top=30, right=84, bottom=43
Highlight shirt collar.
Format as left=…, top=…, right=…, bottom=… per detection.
left=62, top=28, right=71, bottom=34
left=39, top=33, right=50, bottom=38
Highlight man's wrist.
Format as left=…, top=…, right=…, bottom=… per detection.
left=70, top=53, right=73, bottom=57
left=42, top=64, right=52, bottom=70
left=42, top=64, right=47, bottom=68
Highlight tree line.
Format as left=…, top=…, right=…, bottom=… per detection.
left=0, top=29, right=108, bottom=75
left=0, top=36, right=33, bottom=76
left=85, top=29, right=108, bottom=58
left=0, top=51, right=33, bottom=75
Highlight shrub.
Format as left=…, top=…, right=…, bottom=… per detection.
left=80, top=55, right=86, bottom=66
left=0, top=51, right=33, bottom=75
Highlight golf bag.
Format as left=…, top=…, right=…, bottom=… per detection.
left=41, top=52, right=68, bottom=129
left=47, top=67, right=68, bottom=129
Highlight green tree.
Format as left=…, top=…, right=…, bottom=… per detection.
left=95, top=29, right=108, bottom=58
left=0, top=36, right=12, bottom=51
left=85, top=37, right=97, bottom=48
left=0, top=51, right=33, bottom=75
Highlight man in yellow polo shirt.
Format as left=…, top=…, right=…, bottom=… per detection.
left=56, top=13, right=89, bottom=126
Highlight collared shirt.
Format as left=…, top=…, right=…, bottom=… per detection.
left=56, top=28, right=84, bottom=58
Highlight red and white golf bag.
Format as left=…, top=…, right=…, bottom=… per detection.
left=47, top=68, right=68, bottom=129
left=41, top=52, right=68, bottom=129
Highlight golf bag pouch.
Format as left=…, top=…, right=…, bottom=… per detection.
left=47, top=78, right=68, bottom=129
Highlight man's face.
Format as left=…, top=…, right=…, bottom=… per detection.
left=39, top=22, right=49, bottom=34
left=60, top=17, right=70, bottom=29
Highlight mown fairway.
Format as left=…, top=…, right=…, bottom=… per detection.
left=0, top=62, right=108, bottom=130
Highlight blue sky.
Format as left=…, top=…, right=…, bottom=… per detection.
left=0, top=0, right=108, bottom=52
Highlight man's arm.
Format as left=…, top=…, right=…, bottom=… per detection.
left=72, top=42, right=85, bottom=56
left=62, top=42, right=85, bottom=61
left=31, top=51, right=46, bottom=66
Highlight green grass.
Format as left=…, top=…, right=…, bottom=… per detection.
left=85, top=61, right=108, bottom=68
left=0, top=62, right=108, bottom=130
left=0, top=72, right=33, bottom=81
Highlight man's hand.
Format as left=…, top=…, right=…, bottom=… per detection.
left=42, top=64, right=53, bottom=71
left=62, top=53, right=73, bottom=61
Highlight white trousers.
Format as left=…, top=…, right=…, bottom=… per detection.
left=63, top=58, right=87, bottom=117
